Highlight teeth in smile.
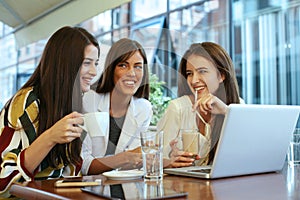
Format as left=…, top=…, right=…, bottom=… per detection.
left=124, top=81, right=135, bottom=85
left=196, top=86, right=205, bottom=90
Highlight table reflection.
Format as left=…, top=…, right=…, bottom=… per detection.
left=9, top=162, right=300, bottom=200
left=162, top=162, right=300, bottom=200
left=82, top=180, right=188, bottom=199
left=285, top=164, right=300, bottom=199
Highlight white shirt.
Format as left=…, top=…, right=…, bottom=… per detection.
left=157, top=95, right=245, bottom=165
left=81, top=90, right=153, bottom=175
left=157, top=95, right=210, bottom=163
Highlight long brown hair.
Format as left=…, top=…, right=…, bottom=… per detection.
left=178, top=42, right=240, bottom=163
left=96, top=38, right=149, bottom=99
left=20, top=26, right=100, bottom=167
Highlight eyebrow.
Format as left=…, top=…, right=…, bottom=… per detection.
left=120, top=61, right=143, bottom=65
left=84, top=57, right=99, bottom=61
left=188, top=66, right=208, bottom=71
left=187, top=66, right=207, bottom=70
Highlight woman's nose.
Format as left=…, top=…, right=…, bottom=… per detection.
left=89, top=64, right=97, bottom=76
left=192, top=72, right=200, bottom=83
left=127, top=67, right=136, bottom=76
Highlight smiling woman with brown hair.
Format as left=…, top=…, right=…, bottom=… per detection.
left=0, top=26, right=100, bottom=197
left=81, top=38, right=152, bottom=175
left=158, top=42, right=242, bottom=168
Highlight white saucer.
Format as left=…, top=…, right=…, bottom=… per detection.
left=102, top=169, right=144, bottom=180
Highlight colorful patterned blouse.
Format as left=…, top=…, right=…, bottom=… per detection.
left=0, top=87, right=82, bottom=197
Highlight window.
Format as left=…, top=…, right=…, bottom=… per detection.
left=1, top=0, right=300, bottom=116
left=233, top=0, right=300, bottom=105
left=132, top=0, right=167, bottom=22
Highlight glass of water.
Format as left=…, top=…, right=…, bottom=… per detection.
left=140, top=130, right=163, bottom=181
left=288, top=128, right=300, bottom=166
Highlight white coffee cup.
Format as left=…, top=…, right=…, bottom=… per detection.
left=79, top=112, right=109, bottom=137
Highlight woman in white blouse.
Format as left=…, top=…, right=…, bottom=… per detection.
left=81, top=38, right=152, bottom=175
left=158, top=42, right=243, bottom=168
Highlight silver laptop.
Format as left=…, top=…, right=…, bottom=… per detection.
left=164, top=104, right=300, bottom=179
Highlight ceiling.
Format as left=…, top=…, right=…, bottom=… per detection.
left=0, top=0, right=131, bottom=48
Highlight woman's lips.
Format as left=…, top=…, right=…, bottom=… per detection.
left=194, top=86, right=205, bottom=92
left=123, top=80, right=137, bottom=87
left=82, top=77, right=93, bottom=85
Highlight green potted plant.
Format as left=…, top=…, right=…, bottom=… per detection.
left=149, top=73, right=171, bottom=128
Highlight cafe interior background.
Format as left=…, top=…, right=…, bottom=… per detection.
left=0, top=0, right=299, bottom=126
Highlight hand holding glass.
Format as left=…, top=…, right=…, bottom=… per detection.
left=177, top=129, right=200, bottom=159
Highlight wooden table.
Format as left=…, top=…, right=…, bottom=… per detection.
left=9, top=163, right=300, bottom=200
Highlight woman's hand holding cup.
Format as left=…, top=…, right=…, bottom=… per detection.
left=167, top=132, right=200, bottom=168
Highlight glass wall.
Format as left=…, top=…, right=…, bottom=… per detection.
left=132, top=0, right=167, bottom=22
left=233, top=0, right=300, bottom=105
left=0, top=0, right=300, bottom=116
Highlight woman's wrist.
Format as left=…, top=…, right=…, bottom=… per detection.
left=222, top=105, right=228, bottom=115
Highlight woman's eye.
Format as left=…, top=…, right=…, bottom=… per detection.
left=118, top=63, right=127, bottom=68
left=186, top=71, right=192, bottom=76
left=135, top=65, right=143, bottom=70
left=196, top=68, right=208, bottom=74
left=83, top=61, right=91, bottom=66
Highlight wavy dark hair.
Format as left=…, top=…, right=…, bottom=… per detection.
left=178, top=42, right=240, bottom=163
left=18, top=26, right=100, bottom=167
left=96, top=38, right=149, bottom=99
